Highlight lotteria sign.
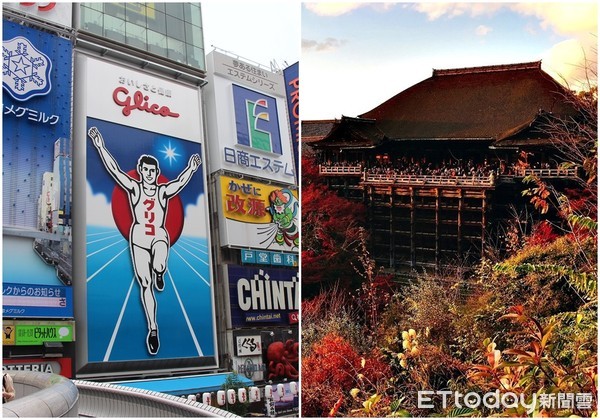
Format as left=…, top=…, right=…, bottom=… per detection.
left=3, top=358, right=73, bottom=378
left=228, top=265, right=299, bottom=328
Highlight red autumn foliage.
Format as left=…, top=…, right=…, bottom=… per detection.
left=301, top=155, right=366, bottom=292
left=526, top=220, right=559, bottom=247
left=301, top=333, right=361, bottom=417
left=301, top=333, right=393, bottom=417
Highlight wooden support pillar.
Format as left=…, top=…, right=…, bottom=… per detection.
left=410, top=187, right=415, bottom=267
left=389, top=189, right=394, bottom=269
left=457, top=189, right=463, bottom=258
left=435, top=187, right=440, bottom=271
left=481, top=192, right=487, bottom=259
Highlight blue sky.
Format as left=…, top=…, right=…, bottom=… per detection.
left=302, top=2, right=598, bottom=119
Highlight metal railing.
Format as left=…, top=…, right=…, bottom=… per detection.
left=73, top=380, right=239, bottom=418
left=2, top=372, right=79, bottom=418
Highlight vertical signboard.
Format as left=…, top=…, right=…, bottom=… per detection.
left=77, top=55, right=216, bottom=374
left=283, top=62, right=299, bottom=182
left=204, top=51, right=296, bottom=183
left=2, top=20, right=74, bottom=318
left=218, top=175, right=299, bottom=251
left=227, top=265, right=299, bottom=328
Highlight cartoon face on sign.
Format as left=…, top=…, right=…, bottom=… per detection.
left=263, top=189, right=299, bottom=249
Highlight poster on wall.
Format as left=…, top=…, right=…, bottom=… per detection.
left=80, top=56, right=216, bottom=370
left=2, top=19, right=74, bottom=318
left=218, top=175, right=299, bottom=251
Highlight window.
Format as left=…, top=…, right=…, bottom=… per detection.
left=79, top=2, right=205, bottom=70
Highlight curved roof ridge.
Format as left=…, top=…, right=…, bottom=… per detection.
left=433, top=60, right=542, bottom=77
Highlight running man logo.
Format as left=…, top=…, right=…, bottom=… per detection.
left=233, top=84, right=282, bottom=155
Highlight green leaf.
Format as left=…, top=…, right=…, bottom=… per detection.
left=447, top=407, right=479, bottom=417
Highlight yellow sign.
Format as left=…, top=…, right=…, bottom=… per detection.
left=3, top=321, right=15, bottom=346
left=220, top=176, right=298, bottom=224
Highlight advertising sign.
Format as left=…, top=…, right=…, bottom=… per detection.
left=235, top=334, right=262, bottom=357
left=218, top=175, right=299, bottom=251
left=3, top=357, right=73, bottom=378
left=3, top=283, right=73, bottom=318
left=15, top=323, right=74, bottom=346
left=233, top=355, right=265, bottom=382
left=79, top=55, right=216, bottom=371
left=227, top=265, right=299, bottom=328
left=2, top=19, right=74, bottom=318
left=283, top=62, right=299, bottom=181
left=3, top=3, right=73, bottom=28
left=205, top=51, right=296, bottom=184
left=241, top=249, right=298, bottom=267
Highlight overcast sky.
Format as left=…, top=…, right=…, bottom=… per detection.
left=302, top=2, right=598, bottom=120
left=202, top=2, right=301, bottom=71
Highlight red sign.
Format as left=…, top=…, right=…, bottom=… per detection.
left=112, top=87, right=180, bottom=118
left=3, top=357, right=72, bottom=378
left=288, top=312, right=299, bottom=324
left=20, top=3, right=56, bottom=11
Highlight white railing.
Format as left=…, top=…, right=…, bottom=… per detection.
left=515, top=168, right=578, bottom=178
left=74, top=380, right=238, bottom=418
left=319, top=164, right=363, bottom=175
left=363, top=173, right=495, bottom=187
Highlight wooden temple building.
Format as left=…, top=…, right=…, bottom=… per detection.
left=303, top=61, right=583, bottom=272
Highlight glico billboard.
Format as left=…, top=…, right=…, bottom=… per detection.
left=73, top=55, right=217, bottom=376
left=204, top=51, right=296, bottom=184
left=2, top=19, right=74, bottom=319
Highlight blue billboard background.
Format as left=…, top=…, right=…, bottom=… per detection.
left=2, top=19, right=74, bottom=318
left=3, top=19, right=72, bottom=229
left=85, top=117, right=215, bottom=362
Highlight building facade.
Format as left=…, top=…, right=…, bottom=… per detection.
left=304, top=62, right=581, bottom=273
left=3, top=3, right=299, bottom=414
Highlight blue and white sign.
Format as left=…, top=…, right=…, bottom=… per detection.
left=240, top=249, right=297, bottom=267
left=2, top=20, right=74, bottom=319
left=228, top=265, right=299, bottom=328
left=3, top=36, right=52, bottom=101
left=204, top=51, right=296, bottom=183
left=2, top=282, right=73, bottom=318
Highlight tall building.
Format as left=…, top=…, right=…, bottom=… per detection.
left=3, top=3, right=299, bottom=414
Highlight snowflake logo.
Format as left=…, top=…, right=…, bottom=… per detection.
left=3, top=36, right=52, bottom=101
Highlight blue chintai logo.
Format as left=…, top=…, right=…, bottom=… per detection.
left=3, top=36, right=52, bottom=101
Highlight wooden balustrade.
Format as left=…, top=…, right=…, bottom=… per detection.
left=318, top=164, right=363, bottom=175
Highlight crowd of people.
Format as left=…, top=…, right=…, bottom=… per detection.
left=364, top=156, right=502, bottom=178
left=320, top=155, right=569, bottom=180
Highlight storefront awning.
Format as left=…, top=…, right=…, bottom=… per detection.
left=113, top=373, right=254, bottom=396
